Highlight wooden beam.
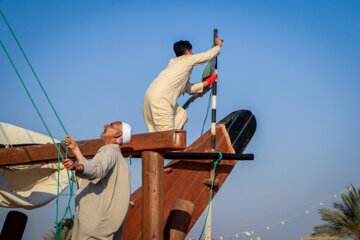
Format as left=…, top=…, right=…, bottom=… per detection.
left=163, top=152, right=254, bottom=160
left=0, top=130, right=186, bottom=166
left=164, top=199, right=195, bottom=240
left=142, top=151, right=164, bottom=240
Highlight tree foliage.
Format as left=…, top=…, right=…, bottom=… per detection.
left=42, top=218, right=73, bottom=240
left=313, top=185, right=360, bottom=240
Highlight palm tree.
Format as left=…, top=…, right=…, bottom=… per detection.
left=42, top=218, right=73, bottom=240
left=312, top=185, right=360, bottom=240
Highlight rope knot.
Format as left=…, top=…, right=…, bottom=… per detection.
left=212, top=151, right=222, bottom=166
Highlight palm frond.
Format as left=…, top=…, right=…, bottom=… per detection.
left=313, top=185, right=360, bottom=240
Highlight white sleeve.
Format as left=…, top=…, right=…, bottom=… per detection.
left=76, top=152, right=116, bottom=184
left=184, top=81, right=204, bottom=94
left=189, top=46, right=220, bottom=66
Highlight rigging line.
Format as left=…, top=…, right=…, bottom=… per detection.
left=0, top=8, right=68, bottom=135
left=0, top=11, right=76, bottom=236
left=198, top=152, right=222, bottom=240
left=55, top=144, right=76, bottom=240
left=0, top=40, right=60, bottom=152
left=1, top=40, right=75, bottom=239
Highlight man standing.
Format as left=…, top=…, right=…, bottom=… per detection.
left=143, top=38, right=223, bottom=132
left=62, top=121, right=132, bottom=240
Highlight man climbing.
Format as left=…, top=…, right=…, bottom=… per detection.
left=62, top=121, right=132, bottom=240
left=143, top=38, right=223, bottom=132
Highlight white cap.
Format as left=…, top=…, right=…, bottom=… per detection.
left=122, top=122, right=131, bottom=144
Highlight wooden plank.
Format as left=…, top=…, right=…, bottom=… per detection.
left=142, top=151, right=164, bottom=240
left=0, top=130, right=186, bottom=166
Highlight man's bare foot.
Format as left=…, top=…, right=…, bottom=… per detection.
left=182, top=146, right=193, bottom=152
left=173, top=146, right=193, bottom=152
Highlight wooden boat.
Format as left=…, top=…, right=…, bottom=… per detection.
left=0, top=109, right=256, bottom=239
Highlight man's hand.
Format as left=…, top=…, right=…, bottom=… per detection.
left=62, top=158, right=85, bottom=173
left=65, top=135, right=77, bottom=151
left=215, top=38, right=224, bottom=47
left=62, top=158, right=76, bottom=170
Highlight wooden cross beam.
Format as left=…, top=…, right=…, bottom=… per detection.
left=0, top=130, right=186, bottom=166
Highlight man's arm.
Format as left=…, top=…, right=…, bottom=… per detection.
left=184, top=81, right=203, bottom=95
left=65, top=135, right=87, bottom=164
left=189, top=38, right=223, bottom=66
left=62, top=158, right=84, bottom=173
left=63, top=152, right=117, bottom=184
left=184, top=71, right=217, bottom=94
left=62, top=134, right=87, bottom=176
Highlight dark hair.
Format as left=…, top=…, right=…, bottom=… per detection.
left=173, top=40, right=192, bottom=57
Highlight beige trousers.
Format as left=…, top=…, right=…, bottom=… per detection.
left=143, top=98, right=188, bottom=132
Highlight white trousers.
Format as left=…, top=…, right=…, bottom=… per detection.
left=143, top=97, right=188, bottom=132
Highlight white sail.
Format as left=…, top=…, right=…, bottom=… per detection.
left=0, top=122, right=59, bottom=147
left=0, top=122, right=70, bottom=209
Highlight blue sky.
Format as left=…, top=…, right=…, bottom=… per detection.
left=1, top=1, right=360, bottom=239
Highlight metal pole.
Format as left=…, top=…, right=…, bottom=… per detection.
left=211, top=28, right=218, bottom=151
left=206, top=28, right=219, bottom=240
left=204, top=202, right=212, bottom=240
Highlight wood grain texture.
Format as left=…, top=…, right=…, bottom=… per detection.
left=0, top=130, right=186, bottom=166
left=123, top=110, right=256, bottom=240
left=123, top=124, right=235, bottom=240
left=142, top=151, right=164, bottom=240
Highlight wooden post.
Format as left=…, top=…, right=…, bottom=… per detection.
left=0, top=211, right=28, bottom=240
left=164, top=199, right=195, bottom=240
left=142, top=151, right=164, bottom=240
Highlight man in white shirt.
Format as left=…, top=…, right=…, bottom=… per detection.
left=143, top=38, right=223, bottom=132
left=62, top=121, right=131, bottom=240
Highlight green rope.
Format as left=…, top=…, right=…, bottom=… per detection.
left=198, top=152, right=222, bottom=240
left=0, top=8, right=68, bottom=135
left=0, top=6, right=79, bottom=183
left=0, top=7, right=78, bottom=182
left=0, top=20, right=76, bottom=238
left=0, top=40, right=59, bottom=148
left=182, top=99, right=191, bottom=110
left=55, top=142, right=76, bottom=239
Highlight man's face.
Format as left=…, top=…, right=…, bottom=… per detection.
left=101, top=121, right=122, bottom=140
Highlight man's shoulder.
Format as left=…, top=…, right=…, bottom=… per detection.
left=97, top=144, right=121, bottom=155
left=168, top=55, right=197, bottom=67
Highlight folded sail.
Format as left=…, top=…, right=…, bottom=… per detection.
left=0, top=122, right=69, bottom=209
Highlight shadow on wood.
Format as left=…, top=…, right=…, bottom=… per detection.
left=164, top=199, right=195, bottom=240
